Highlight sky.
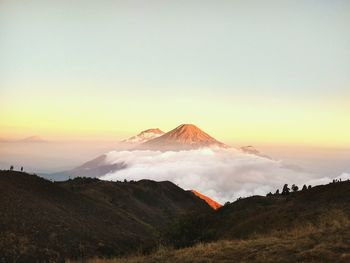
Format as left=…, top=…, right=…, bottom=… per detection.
left=1, top=0, right=350, bottom=148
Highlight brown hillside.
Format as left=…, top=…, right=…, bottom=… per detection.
left=0, top=170, right=211, bottom=263
left=73, top=181, right=350, bottom=263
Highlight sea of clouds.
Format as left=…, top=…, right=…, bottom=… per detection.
left=100, top=148, right=350, bottom=204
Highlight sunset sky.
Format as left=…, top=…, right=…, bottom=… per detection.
left=1, top=0, right=350, bottom=147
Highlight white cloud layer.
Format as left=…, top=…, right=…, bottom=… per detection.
left=100, top=148, right=348, bottom=204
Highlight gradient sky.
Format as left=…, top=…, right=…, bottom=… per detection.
left=1, top=0, right=350, bottom=147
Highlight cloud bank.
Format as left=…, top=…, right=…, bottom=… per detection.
left=100, top=148, right=348, bottom=204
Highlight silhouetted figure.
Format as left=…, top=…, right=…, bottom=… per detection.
left=282, top=184, right=290, bottom=195
left=10, top=165, right=14, bottom=171
left=291, top=184, right=299, bottom=192
left=21, top=166, right=23, bottom=172
left=302, top=185, right=307, bottom=191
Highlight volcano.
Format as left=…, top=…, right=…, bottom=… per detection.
left=48, top=124, right=227, bottom=180
left=137, top=124, right=227, bottom=151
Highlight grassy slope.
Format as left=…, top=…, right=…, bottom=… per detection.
left=68, top=210, right=350, bottom=263
left=58, top=178, right=210, bottom=231
left=212, top=180, right=350, bottom=239
left=74, top=181, right=350, bottom=263
left=0, top=171, right=210, bottom=263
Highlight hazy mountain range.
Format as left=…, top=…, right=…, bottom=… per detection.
left=46, top=124, right=320, bottom=204
left=47, top=124, right=262, bottom=180
left=0, top=136, right=47, bottom=143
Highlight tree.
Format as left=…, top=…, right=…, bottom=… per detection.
left=10, top=165, right=14, bottom=171
left=291, top=184, right=299, bottom=192
left=302, top=184, right=307, bottom=191
left=282, top=184, right=290, bottom=195
left=308, top=185, right=312, bottom=190
left=275, top=189, right=280, bottom=195
left=266, top=192, right=273, bottom=197
left=20, top=166, right=23, bottom=172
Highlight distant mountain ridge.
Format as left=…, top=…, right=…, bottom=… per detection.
left=18, top=136, right=47, bottom=143
left=0, top=135, right=47, bottom=143
left=239, top=145, right=270, bottom=159
left=123, top=128, right=164, bottom=143
left=48, top=154, right=127, bottom=181
left=46, top=124, right=267, bottom=184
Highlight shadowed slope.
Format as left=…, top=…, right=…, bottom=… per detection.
left=163, top=180, right=350, bottom=251
left=77, top=181, right=350, bottom=263
left=0, top=170, right=211, bottom=262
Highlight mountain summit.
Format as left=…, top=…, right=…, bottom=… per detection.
left=138, top=124, right=227, bottom=151
left=123, top=128, right=164, bottom=143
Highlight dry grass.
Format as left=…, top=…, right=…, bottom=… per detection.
left=67, top=209, right=350, bottom=263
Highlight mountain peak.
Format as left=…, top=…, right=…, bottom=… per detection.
left=165, top=124, right=216, bottom=144
left=138, top=124, right=227, bottom=151
left=140, top=128, right=164, bottom=134
left=171, top=123, right=200, bottom=131
left=123, top=128, right=164, bottom=143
